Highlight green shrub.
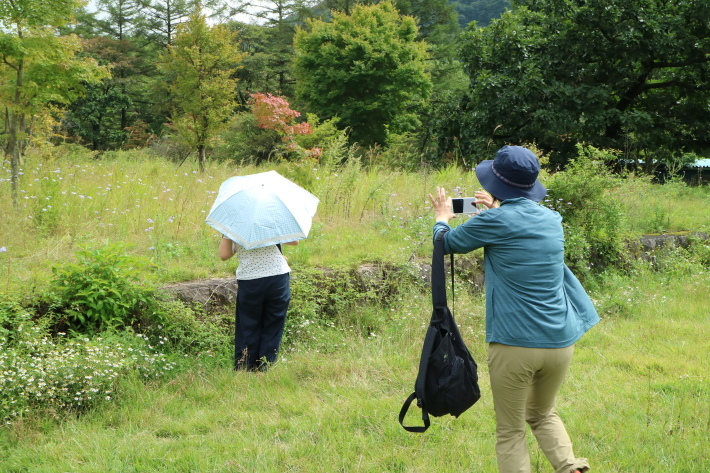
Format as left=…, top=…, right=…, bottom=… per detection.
left=141, top=296, right=232, bottom=357
left=688, top=236, right=710, bottom=267
left=286, top=266, right=406, bottom=348
left=0, top=295, right=175, bottom=424
left=544, top=144, right=628, bottom=278
left=0, top=296, right=32, bottom=346
left=651, top=246, right=706, bottom=280
left=292, top=114, right=342, bottom=152
left=50, top=244, right=155, bottom=334
left=212, top=112, right=284, bottom=164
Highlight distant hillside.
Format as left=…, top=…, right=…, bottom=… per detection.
left=453, top=0, right=510, bottom=28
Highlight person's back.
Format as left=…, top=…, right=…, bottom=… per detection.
left=429, top=145, right=596, bottom=473
left=441, top=197, right=590, bottom=348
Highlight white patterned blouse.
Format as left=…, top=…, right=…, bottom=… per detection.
left=232, top=242, right=291, bottom=280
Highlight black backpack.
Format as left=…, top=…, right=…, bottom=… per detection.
left=399, top=229, right=481, bottom=432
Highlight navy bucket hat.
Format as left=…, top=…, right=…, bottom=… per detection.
left=475, top=146, right=547, bottom=202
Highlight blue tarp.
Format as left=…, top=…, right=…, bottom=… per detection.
left=687, top=159, right=710, bottom=168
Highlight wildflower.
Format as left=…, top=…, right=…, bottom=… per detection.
left=0, top=247, right=6, bottom=252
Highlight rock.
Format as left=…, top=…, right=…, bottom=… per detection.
left=159, top=278, right=238, bottom=313
left=634, top=232, right=708, bottom=262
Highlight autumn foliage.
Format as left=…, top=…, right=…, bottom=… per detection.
left=250, top=93, right=312, bottom=136
left=250, top=93, right=321, bottom=159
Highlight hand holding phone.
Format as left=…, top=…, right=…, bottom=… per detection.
left=451, top=197, right=480, bottom=214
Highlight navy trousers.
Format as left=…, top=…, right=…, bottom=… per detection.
left=235, top=273, right=291, bottom=371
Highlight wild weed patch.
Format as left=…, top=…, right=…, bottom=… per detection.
left=50, top=244, right=155, bottom=333
left=0, top=322, right=175, bottom=425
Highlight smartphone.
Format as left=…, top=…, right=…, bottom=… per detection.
left=451, top=197, right=480, bottom=214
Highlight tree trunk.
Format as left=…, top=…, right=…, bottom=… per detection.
left=197, top=145, right=206, bottom=172
left=7, top=59, right=25, bottom=207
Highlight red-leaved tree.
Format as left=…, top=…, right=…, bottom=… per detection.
left=250, top=93, right=321, bottom=159
left=251, top=92, right=311, bottom=135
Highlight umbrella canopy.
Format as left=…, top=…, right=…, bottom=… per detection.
left=205, top=171, right=319, bottom=250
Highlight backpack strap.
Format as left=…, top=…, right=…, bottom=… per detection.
left=433, top=230, right=457, bottom=315
left=432, top=230, right=448, bottom=310
left=399, top=229, right=449, bottom=433
left=450, top=252, right=455, bottom=307
left=398, top=392, right=431, bottom=432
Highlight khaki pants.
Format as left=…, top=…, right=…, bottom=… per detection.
left=487, top=343, right=590, bottom=473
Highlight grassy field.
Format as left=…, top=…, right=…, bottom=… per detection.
left=1, top=150, right=709, bottom=472
left=0, top=266, right=708, bottom=472
left=0, top=150, right=474, bottom=289
left=2, top=149, right=708, bottom=291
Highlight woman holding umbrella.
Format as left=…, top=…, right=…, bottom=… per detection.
left=220, top=238, right=298, bottom=371
left=208, top=171, right=319, bottom=371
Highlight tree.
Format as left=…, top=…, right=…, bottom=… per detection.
left=61, top=1, right=171, bottom=148
left=158, top=8, right=244, bottom=171
left=253, top=0, right=315, bottom=95
left=62, top=37, right=142, bottom=150
left=0, top=0, right=110, bottom=206
left=395, top=0, right=459, bottom=39
left=93, top=0, right=146, bottom=41
left=293, top=1, right=432, bottom=146
left=230, top=21, right=280, bottom=105
left=448, top=0, right=710, bottom=167
left=143, top=0, right=227, bottom=46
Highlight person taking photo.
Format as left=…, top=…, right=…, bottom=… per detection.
left=429, top=145, right=599, bottom=473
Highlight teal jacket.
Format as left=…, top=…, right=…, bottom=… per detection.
left=434, top=198, right=599, bottom=348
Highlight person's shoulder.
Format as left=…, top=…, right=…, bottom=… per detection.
left=463, top=205, right=505, bottom=227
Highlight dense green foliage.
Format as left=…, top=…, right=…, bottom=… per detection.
left=0, top=0, right=110, bottom=205
left=293, top=2, right=432, bottom=146
left=158, top=9, right=244, bottom=171
left=3, top=0, right=708, bottom=172
left=543, top=145, right=626, bottom=279
left=0, top=318, right=176, bottom=424
left=455, top=0, right=510, bottom=27
left=50, top=244, right=155, bottom=334
left=447, top=0, right=710, bottom=165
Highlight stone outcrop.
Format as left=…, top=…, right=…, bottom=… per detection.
left=160, top=278, right=238, bottom=314
left=161, top=233, right=707, bottom=312
left=630, top=232, right=708, bottom=261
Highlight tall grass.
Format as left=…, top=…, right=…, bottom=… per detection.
left=614, top=176, right=710, bottom=234
left=0, top=263, right=707, bottom=472
left=1, top=148, right=488, bottom=290
left=5, top=148, right=707, bottom=292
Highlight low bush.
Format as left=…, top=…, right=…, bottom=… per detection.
left=140, top=296, right=232, bottom=357
left=543, top=144, right=629, bottom=279
left=0, top=303, right=175, bottom=425
left=50, top=243, right=155, bottom=334
left=286, top=264, right=419, bottom=348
